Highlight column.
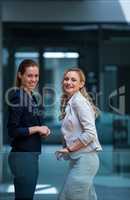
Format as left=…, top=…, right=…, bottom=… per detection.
left=0, top=3, right=3, bottom=182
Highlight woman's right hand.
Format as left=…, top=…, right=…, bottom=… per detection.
left=55, top=151, right=63, bottom=160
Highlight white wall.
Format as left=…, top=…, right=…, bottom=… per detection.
left=1, top=0, right=130, bottom=23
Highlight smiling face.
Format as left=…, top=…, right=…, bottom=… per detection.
left=63, top=71, right=84, bottom=96
left=18, top=66, right=39, bottom=92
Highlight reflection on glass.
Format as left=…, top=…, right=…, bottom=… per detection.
left=43, top=51, right=79, bottom=124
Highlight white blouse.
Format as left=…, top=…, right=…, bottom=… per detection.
left=61, top=91, right=102, bottom=156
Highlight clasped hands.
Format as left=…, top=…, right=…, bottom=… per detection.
left=38, top=126, right=50, bottom=137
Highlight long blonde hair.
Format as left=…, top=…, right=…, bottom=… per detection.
left=60, top=68, right=100, bottom=120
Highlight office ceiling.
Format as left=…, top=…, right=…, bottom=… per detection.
left=1, top=0, right=85, bottom=1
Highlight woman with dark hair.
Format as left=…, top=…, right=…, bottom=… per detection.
left=8, top=59, right=50, bottom=200
left=56, top=68, right=102, bottom=200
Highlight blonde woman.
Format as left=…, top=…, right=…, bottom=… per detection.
left=56, top=68, right=102, bottom=200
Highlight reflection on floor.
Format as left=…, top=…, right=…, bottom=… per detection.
left=0, top=145, right=130, bottom=200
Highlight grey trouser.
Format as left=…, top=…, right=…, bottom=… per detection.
left=58, top=152, right=99, bottom=200
left=8, top=151, right=39, bottom=200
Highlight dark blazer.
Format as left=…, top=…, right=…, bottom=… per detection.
left=7, top=88, right=44, bottom=153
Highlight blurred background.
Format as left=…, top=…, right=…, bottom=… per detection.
left=0, top=0, right=130, bottom=199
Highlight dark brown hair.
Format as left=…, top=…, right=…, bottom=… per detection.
left=16, top=59, right=39, bottom=87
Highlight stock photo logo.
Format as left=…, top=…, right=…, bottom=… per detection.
left=109, top=86, right=125, bottom=115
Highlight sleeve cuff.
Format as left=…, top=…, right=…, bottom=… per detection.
left=18, top=127, right=30, bottom=136
left=78, top=136, right=88, bottom=146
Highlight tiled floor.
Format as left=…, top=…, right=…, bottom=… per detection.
left=0, top=145, right=130, bottom=200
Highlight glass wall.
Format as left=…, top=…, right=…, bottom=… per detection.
left=43, top=51, right=79, bottom=124
left=1, top=23, right=130, bottom=200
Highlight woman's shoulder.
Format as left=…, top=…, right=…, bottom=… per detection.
left=7, top=88, right=23, bottom=106
left=71, top=92, right=95, bottom=116
left=8, top=88, right=20, bottom=100
left=72, top=91, right=88, bottom=105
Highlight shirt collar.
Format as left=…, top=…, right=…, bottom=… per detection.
left=67, top=91, right=81, bottom=105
